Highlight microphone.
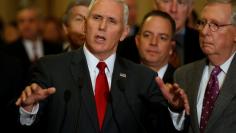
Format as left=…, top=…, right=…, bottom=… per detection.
left=117, top=78, right=147, bottom=133
left=59, top=90, right=71, bottom=133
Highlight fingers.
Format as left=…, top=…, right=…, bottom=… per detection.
left=178, top=89, right=190, bottom=115
left=15, top=83, right=56, bottom=107
left=156, top=77, right=170, bottom=98
left=42, top=87, right=56, bottom=97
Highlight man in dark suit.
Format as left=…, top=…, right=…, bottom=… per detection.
left=4, top=6, right=62, bottom=85
left=62, top=0, right=89, bottom=52
left=0, top=51, right=24, bottom=132
left=135, top=10, right=179, bottom=133
left=154, top=0, right=205, bottom=67
left=117, top=0, right=140, bottom=63
left=174, top=0, right=236, bottom=132
left=15, top=0, right=189, bottom=133
left=135, top=10, right=176, bottom=83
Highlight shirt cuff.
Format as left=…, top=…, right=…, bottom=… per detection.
left=19, top=103, right=39, bottom=126
left=169, top=108, right=186, bottom=131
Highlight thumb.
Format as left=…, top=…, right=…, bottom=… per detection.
left=44, top=87, right=56, bottom=96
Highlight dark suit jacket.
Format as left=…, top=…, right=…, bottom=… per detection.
left=163, top=64, right=175, bottom=84
left=3, top=38, right=62, bottom=85
left=0, top=51, right=24, bottom=132
left=25, top=48, right=171, bottom=133
left=147, top=64, right=180, bottom=133
left=182, top=27, right=205, bottom=64
left=117, top=25, right=140, bottom=63
left=174, top=54, right=236, bottom=133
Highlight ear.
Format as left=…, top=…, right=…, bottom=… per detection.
left=120, top=25, right=130, bottom=41
left=62, top=24, right=68, bottom=35
left=135, top=34, right=140, bottom=48
left=169, top=40, right=176, bottom=55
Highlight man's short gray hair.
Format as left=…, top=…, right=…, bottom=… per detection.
left=88, top=0, right=129, bottom=25
left=206, top=0, right=236, bottom=25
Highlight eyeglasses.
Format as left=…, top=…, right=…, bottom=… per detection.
left=197, top=20, right=233, bottom=32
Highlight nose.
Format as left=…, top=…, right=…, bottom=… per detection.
left=200, top=23, right=211, bottom=35
left=150, top=36, right=157, bottom=46
left=170, top=0, right=177, bottom=13
left=99, top=19, right=107, bottom=31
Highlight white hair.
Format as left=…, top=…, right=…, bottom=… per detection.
left=88, top=0, right=129, bottom=25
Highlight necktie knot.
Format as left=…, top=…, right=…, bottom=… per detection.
left=211, top=66, right=221, bottom=77
left=97, top=62, right=107, bottom=73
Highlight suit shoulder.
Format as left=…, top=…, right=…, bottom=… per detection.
left=118, top=57, right=156, bottom=76
left=175, top=59, right=205, bottom=75
left=38, top=50, right=79, bottom=65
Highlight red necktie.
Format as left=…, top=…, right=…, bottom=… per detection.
left=200, top=66, right=222, bottom=133
left=95, top=62, right=109, bottom=130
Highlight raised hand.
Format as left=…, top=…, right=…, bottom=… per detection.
left=156, top=77, right=190, bottom=115
left=15, top=83, right=56, bottom=112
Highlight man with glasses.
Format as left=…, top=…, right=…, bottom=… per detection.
left=174, top=0, right=236, bottom=132
left=154, top=0, right=204, bottom=67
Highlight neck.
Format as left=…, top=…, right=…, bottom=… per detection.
left=142, top=62, right=167, bottom=72
left=208, top=52, right=235, bottom=66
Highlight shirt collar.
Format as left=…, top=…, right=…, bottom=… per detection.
left=83, top=45, right=116, bottom=74
left=157, top=64, right=168, bottom=79
left=208, top=52, right=236, bottom=74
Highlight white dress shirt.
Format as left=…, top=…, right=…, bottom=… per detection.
left=84, top=45, right=115, bottom=93
left=157, top=64, right=168, bottom=79
left=23, top=38, right=44, bottom=61
left=196, top=52, right=236, bottom=124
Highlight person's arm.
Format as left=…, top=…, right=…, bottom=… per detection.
left=16, top=83, right=56, bottom=125
left=155, top=77, right=190, bottom=131
left=19, top=103, right=39, bottom=126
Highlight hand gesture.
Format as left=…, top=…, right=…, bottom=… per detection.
left=15, top=83, right=56, bottom=112
left=156, top=77, right=190, bottom=115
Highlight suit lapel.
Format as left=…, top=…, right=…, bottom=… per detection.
left=163, top=64, right=175, bottom=83
left=188, top=59, right=207, bottom=133
left=206, top=55, right=236, bottom=132
left=70, top=48, right=100, bottom=132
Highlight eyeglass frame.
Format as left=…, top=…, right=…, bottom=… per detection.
left=197, top=19, right=233, bottom=32
left=155, top=0, right=191, bottom=5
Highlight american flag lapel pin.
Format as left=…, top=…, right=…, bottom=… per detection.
left=119, top=73, right=126, bottom=78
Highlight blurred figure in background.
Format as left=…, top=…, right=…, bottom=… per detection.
left=0, top=18, right=4, bottom=49
left=2, top=21, right=20, bottom=44
left=4, top=6, right=62, bottom=86
left=62, top=0, right=89, bottom=52
left=186, top=10, right=199, bottom=30
left=154, top=0, right=204, bottom=67
left=42, top=17, right=64, bottom=45
left=117, top=0, right=140, bottom=63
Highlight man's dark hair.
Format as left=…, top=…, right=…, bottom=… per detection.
left=138, top=10, right=176, bottom=37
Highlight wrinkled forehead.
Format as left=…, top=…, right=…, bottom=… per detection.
left=89, top=0, right=124, bottom=19
left=201, top=3, right=232, bottom=23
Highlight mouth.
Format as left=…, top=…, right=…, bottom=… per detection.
left=95, top=35, right=106, bottom=43
left=146, top=50, right=158, bottom=55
